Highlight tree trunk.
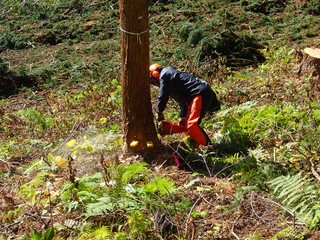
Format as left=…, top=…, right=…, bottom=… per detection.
left=119, top=0, right=160, bottom=154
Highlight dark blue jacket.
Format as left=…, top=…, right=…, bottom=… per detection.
left=158, top=67, right=212, bottom=118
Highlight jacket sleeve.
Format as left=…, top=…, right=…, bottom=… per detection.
left=157, top=77, right=170, bottom=113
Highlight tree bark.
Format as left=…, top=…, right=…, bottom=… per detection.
left=296, top=47, right=320, bottom=99
left=119, top=0, right=160, bottom=154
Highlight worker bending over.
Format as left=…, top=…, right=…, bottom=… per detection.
left=149, top=63, right=220, bottom=146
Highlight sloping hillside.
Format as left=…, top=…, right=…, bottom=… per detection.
left=0, top=0, right=320, bottom=239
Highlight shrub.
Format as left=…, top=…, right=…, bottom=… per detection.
left=302, top=0, right=320, bottom=15
left=179, top=23, right=197, bottom=40
left=242, top=0, right=286, bottom=14
left=195, top=31, right=266, bottom=67
left=187, top=28, right=203, bottom=46
left=0, top=31, right=29, bottom=50
left=0, top=58, right=8, bottom=75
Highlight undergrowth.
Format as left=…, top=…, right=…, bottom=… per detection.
left=0, top=0, right=320, bottom=239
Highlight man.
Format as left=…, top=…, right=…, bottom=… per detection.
left=149, top=63, right=220, bottom=146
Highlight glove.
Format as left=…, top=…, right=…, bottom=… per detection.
left=179, top=117, right=187, bottom=126
left=158, top=121, right=172, bottom=135
left=157, top=112, right=165, bottom=122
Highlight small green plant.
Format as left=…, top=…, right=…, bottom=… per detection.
left=179, top=22, right=197, bottom=40
left=29, top=228, right=55, bottom=240
left=301, top=0, right=320, bottom=15
left=77, top=226, right=111, bottom=240
left=187, top=29, right=203, bottom=46
left=17, top=108, right=54, bottom=131
left=270, top=226, right=306, bottom=240
left=268, top=172, right=320, bottom=229
left=0, top=58, right=8, bottom=74
left=78, top=161, right=190, bottom=238
left=241, top=0, right=286, bottom=14
left=127, top=210, right=152, bottom=239
left=0, top=30, right=31, bottom=50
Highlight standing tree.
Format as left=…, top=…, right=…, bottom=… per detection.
left=119, top=0, right=160, bottom=154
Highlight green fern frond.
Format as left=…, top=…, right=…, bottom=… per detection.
left=280, top=176, right=310, bottom=201
left=310, top=205, right=320, bottom=229
left=77, top=173, right=104, bottom=191
left=143, top=176, right=176, bottom=196
left=78, top=190, right=99, bottom=203
left=270, top=172, right=302, bottom=195
left=268, top=172, right=320, bottom=228
left=127, top=210, right=152, bottom=238
left=121, top=162, right=150, bottom=183
left=270, top=226, right=306, bottom=240
left=78, top=226, right=112, bottom=240
left=85, top=196, right=114, bottom=216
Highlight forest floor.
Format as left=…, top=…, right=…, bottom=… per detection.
left=1, top=1, right=320, bottom=239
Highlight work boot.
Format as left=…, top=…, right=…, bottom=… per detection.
left=186, top=136, right=199, bottom=150
left=199, top=143, right=217, bottom=153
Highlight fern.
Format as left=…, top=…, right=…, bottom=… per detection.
left=60, top=173, right=107, bottom=212
left=78, top=226, right=111, bottom=240
left=127, top=210, right=152, bottom=239
left=121, top=162, right=151, bottom=183
left=84, top=163, right=151, bottom=217
left=30, top=227, right=55, bottom=240
left=78, top=161, right=184, bottom=239
left=268, top=172, right=320, bottom=228
left=270, top=226, right=306, bottom=240
left=179, top=22, right=197, bottom=40
left=142, top=176, right=177, bottom=196
left=17, top=108, right=54, bottom=131
left=85, top=196, right=114, bottom=216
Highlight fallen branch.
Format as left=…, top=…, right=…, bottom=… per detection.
left=0, top=216, right=32, bottom=234
left=250, top=192, right=267, bottom=223
left=0, top=159, right=11, bottom=172
left=252, top=192, right=297, bottom=226
left=184, top=196, right=201, bottom=237
left=309, top=158, right=320, bottom=182
left=294, top=145, right=320, bottom=182
left=230, top=215, right=241, bottom=240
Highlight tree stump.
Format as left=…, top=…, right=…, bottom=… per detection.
left=297, top=47, right=320, bottom=99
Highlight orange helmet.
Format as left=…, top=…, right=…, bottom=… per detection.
left=149, top=63, right=161, bottom=79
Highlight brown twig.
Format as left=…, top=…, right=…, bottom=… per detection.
left=294, top=146, right=320, bottom=182
left=252, top=192, right=296, bottom=226
left=184, top=196, right=201, bottom=237
left=250, top=192, right=267, bottom=223
left=67, top=155, right=78, bottom=188
left=230, top=215, right=241, bottom=240
left=309, top=158, right=320, bottom=182
left=99, top=154, right=109, bottom=185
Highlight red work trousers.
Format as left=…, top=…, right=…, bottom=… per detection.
left=163, top=95, right=209, bottom=145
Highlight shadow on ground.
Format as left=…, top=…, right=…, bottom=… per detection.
left=158, top=141, right=286, bottom=179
